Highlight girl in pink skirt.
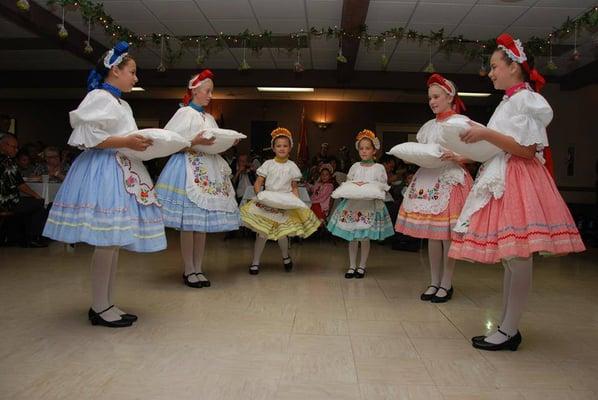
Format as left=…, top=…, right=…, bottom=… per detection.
left=449, top=34, right=585, bottom=351
left=395, top=74, right=473, bottom=303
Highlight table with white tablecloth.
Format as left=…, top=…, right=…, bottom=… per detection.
left=241, top=186, right=311, bottom=207
left=25, top=182, right=62, bottom=206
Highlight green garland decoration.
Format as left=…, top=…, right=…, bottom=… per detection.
left=44, top=1, right=597, bottom=69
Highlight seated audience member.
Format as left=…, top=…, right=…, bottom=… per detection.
left=380, top=154, right=401, bottom=187
left=308, top=164, right=336, bottom=223
left=22, top=141, right=45, bottom=166
left=60, top=147, right=79, bottom=172
left=32, top=146, right=67, bottom=182
left=337, top=145, right=352, bottom=173
left=329, top=157, right=347, bottom=184
left=311, top=142, right=331, bottom=166
left=16, top=150, right=35, bottom=178
left=249, top=149, right=262, bottom=170
left=0, top=134, right=48, bottom=247
left=231, top=153, right=257, bottom=203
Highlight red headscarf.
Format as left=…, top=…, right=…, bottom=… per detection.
left=182, top=69, right=214, bottom=106
left=496, top=34, right=545, bottom=92
left=426, top=73, right=466, bottom=114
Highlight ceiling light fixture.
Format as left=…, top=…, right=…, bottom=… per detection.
left=458, top=92, right=491, bottom=97
left=131, top=87, right=145, bottom=91
left=257, top=87, right=314, bottom=92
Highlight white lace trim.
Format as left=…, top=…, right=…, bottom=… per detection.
left=454, top=153, right=506, bottom=233
left=439, top=164, right=465, bottom=186
left=498, top=39, right=527, bottom=64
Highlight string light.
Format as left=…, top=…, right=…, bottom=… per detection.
left=45, top=0, right=596, bottom=69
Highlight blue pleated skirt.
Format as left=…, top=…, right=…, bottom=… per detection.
left=43, top=149, right=166, bottom=252
left=155, top=153, right=240, bottom=232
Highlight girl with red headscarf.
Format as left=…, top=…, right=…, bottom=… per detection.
left=449, top=34, right=585, bottom=351
left=394, top=73, right=473, bottom=304
left=155, top=70, right=240, bottom=289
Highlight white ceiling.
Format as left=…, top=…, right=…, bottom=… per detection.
left=0, top=0, right=595, bottom=76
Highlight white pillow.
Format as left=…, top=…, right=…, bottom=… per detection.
left=257, top=190, right=307, bottom=210
left=192, top=128, right=247, bottom=154
left=438, top=119, right=502, bottom=162
left=387, top=142, right=448, bottom=169
left=118, top=128, right=190, bottom=161
left=331, top=181, right=389, bottom=200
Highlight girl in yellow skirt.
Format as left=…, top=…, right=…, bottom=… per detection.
left=240, top=127, right=320, bottom=275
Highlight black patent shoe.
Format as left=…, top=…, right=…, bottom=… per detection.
left=183, top=273, right=201, bottom=288
left=88, top=307, right=137, bottom=323
left=89, top=305, right=133, bottom=328
left=249, top=265, right=260, bottom=275
left=283, top=257, right=293, bottom=272
left=195, top=272, right=211, bottom=287
left=420, top=285, right=439, bottom=301
left=355, top=267, right=366, bottom=279
left=472, top=329, right=522, bottom=351
left=345, top=267, right=356, bottom=279
left=431, top=286, right=453, bottom=303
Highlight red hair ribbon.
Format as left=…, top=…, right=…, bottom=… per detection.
left=496, top=33, right=545, bottom=92
left=182, top=69, right=214, bottom=106
left=427, top=73, right=466, bottom=114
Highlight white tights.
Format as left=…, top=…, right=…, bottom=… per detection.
left=180, top=231, right=207, bottom=283
left=348, top=239, right=370, bottom=269
left=485, top=257, right=533, bottom=344
left=252, top=235, right=290, bottom=266
left=91, top=246, right=123, bottom=322
left=423, top=239, right=456, bottom=296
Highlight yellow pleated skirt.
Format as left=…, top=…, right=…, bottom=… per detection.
left=240, top=200, right=320, bottom=240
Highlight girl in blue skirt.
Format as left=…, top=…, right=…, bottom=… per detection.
left=44, top=42, right=164, bottom=327
left=156, top=70, right=240, bottom=288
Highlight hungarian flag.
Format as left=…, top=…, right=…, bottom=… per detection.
left=296, top=106, right=308, bottom=163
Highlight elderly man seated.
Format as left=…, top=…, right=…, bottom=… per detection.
left=0, top=134, right=47, bottom=247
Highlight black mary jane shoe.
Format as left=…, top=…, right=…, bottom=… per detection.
left=420, top=285, right=439, bottom=301
left=354, top=267, right=366, bottom=279
left=472, top=329, right=522, bottom=351
left=89, top=305, right=133, bottom=328
left=88, top=306, right=137, bottom=323
left=431, top=286, right=453, bottom=303
left=283, top=257, right=293, bottom=272
left=344, top=267, right=356, bottom=279
left=182, top=273, right=201, bottom=288
left=249, top=265, right=260, bottom=275
left=195, top=272, right=211, bottom=288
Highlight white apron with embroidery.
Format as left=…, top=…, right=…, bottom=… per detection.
left=336, top=162, right=389, bottom=231
left=162, top=106, right=238, bottom=212
left=184, top=151, right=237, bottom=212
left=402, top=165, right=464, bottom=215
left=402, top=116, right=468, bottom=216
left=337, top=199, right=377, bottom=230
left=116, top=152, right=160, bottom=206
